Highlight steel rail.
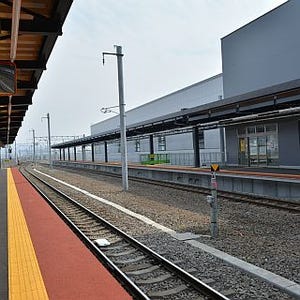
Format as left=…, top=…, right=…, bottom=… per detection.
left=21, top=167, right=230, bottom=300
left=20, top=167, right=150, bottom=300
left=52, top=163, right=300, bottom=213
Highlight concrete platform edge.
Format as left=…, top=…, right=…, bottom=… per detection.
left=35, top=167, right=300, bottom=299
left=186, top=240, right=300, bottom=299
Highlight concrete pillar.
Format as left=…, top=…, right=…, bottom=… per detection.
left=193, top=127, right=200, bottom=167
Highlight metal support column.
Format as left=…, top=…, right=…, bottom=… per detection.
left=104, top=141, right=108, bottom=163
left=31, top=129, right=36, bottom=164
left=59, top=149, right=62, bottom=161
left=42, top=113, right=52, bottom=167
left=91, top=143, right=95, bottom=162
left=74, top=147, right=77, bottom=161
left=149, top=134, right=155, bottom=163
left=102, top=45, right=128, bottom=191
left=82, top=145, right=86, bottom=161
left=219, top=127, right=225, bottom=165
left=47, top=113, right=52, bottom=168
left=209, top=171, right=219, bottom=238
left=149, top=135, right=154, bottom=155
left=63, top=149, right=65, bottom=161
left=116, top=46, right=128, bottom=191
left=193, top=127, right=200, bottom=167
left=67, top=148, right=70, bottom=161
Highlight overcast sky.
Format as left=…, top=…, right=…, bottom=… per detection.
left=16, top=0, right=287, bottom=145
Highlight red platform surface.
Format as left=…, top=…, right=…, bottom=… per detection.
left=11, top=168, right=132, bottom=300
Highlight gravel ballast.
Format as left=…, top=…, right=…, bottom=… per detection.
left=32, top=165, right=299, bottom=299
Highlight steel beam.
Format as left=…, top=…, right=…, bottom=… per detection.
left=0, top=19, right=62, bottom=35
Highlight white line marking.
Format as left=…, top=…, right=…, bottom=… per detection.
left=34, top=169, right=175, bottom=234
left=33, top=168, right=300, bottom=298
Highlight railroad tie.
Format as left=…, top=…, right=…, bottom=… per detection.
left=148, top=284, right=188, bottom=298
left=114, top=255, right=146, bottom=265
left=135, top=273, right=172, bottom=284
left=100, top=243, right=130, bottom=251
left=220, top=289, right=235, bottom=297
left=124, top=264, right=160, bottom=275
left=105, top=248, right=138, bottom=257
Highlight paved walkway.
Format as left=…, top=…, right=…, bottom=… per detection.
left=4, top=168, right=132, bottom=300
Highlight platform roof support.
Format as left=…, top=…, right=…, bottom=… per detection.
left=193, top=127, right=200, bottom=168
left=74, top=146, right=77, bottom=161
left=91, top=143, right=95, bottom=162
left=149, top=135, right=154, bottom=155
left=82, top=145, right=86, bottom=161
left=219, top=127, right=225, bottom=165
left=104, top=141, right=108, bottom=163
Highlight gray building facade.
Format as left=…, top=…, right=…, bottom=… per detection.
left=90, top=75, right=223, bottom=166
left=55, top=1, right=300, bottom=169
left=222, top=0, right=300, bottom=98
left=222, top=0, right=300, bottom=168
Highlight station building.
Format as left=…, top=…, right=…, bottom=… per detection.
left=90, top=74, right=224, bottom=166
left=222, top=0, right=300, bottom=168
left=55, top=0, right=300, bottom=169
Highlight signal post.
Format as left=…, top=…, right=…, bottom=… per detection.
left=207, top=164, right=219, bottom=238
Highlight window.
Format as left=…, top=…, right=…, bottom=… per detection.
left=247, top=126, right=256, bottom=134
left=199, top=130, right=204, bottom=149
left=158, top=136, right=166, bottom=151
left=266, top=124, right=277, bottom=132
left=135, top=139, right=141, bottom=152
left=237, top=127, right=246, bottom=135
left=237, top=123, right=279, bottom=166
left=256, top=125, right=265, bottom=133
left=238, top=124, right=277, bottom=137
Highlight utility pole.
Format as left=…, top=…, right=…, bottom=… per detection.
left=30, top=129, right=36, bottom=165
left=102, top=45, right=128, bottom=191
left=42, top=113, right=52, bottom=168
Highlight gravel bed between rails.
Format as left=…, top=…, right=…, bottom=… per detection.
left=32, top=165, right=299, bottom=299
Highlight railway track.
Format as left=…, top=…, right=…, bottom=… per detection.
left=52, top=164, right=300, bottom=213
left=21, top=167, right=230, bottom=300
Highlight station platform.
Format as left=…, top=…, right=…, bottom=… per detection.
left=53, top=159, right=300, bottom=179
left=0, top=168, right=132, bottom=300
left=53, top=160, right=300, bottom=201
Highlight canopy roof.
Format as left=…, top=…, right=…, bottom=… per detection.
left=0, top=0, right=73, bottom=146
left=52, top=78, right=300, bottom=149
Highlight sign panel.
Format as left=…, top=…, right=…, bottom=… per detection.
left=210, top=164, right=220, bottom=172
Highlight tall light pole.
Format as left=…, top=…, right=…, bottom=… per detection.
left=102, top=45, right=128, bottom=191
left=42, top=113, right=52, bottom=168
left=30, top=129, right=36, bottom=164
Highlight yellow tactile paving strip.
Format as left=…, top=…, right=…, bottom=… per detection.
left=7, top=169, right=49, bottom=300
